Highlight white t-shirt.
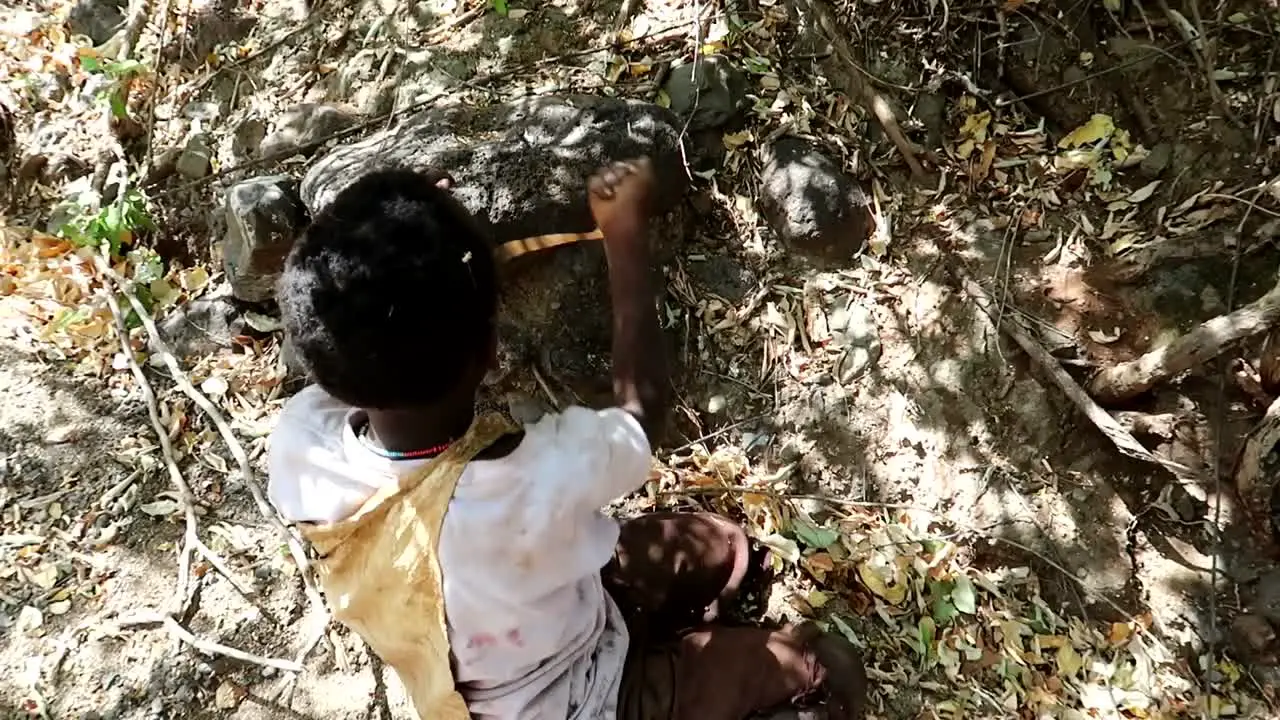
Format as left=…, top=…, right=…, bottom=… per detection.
left=266, top=386, right=652, bottom=719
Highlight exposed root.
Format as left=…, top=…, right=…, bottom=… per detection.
left=1088, top=267, right=1280, bottom=404
left=952, top=263, right=1202, bottom=485
left=118, top=613, right=304, bottom=673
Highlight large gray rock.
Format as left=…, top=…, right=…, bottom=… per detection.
left=300, top=94, right=690, bottom=407
left=222, top=176, right=309, bottom=303
left=301, top=94, right=687, bottom=242
left=759, top=137, right=872, bottom=263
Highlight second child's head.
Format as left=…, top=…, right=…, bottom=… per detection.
left=278, top=169, right=497, bottom=411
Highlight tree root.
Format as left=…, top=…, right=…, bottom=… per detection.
left=952, top=264, right=1201, bottom=484
left=1088, top=272, right=1280, bottom=404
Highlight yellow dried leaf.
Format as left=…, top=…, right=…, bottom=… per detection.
left=806, top=552, right=835, bottom=572
left=723, top=130, right=752, bottom=150
left=30, top=563, right=58, bottom=589
left=857, top=559, right=908, bottom=605
left=958, top=111, right=991, bottom=142
left=1058, top=114, right=1115, bottom=149
left=1056, top=643, right=1084, bottom=676
left=179, top=266, right=210, bottom=293
left=1108, top=621, right=1132, bottom=646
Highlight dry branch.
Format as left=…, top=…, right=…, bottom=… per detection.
left=99, top=263, right=254, bottom=616
left=786, top=0, right=929, bottom=183
left=97, top=259, right=331, bottom=667
left=952, top=265, right=1201, bottom=484
left=119, top=613, right=304, bottom=673
left=1088, top=273, right=1280, bottom=404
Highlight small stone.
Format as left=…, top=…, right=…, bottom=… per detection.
left=44, top=424, right=82, bottom=444
left=759, top=137, right=872, bottom=262
left=222, top=176, right=309, bottom=302
left=232, top=118, right=267, bottom=159
left=1140, top=142, right=1173, bottom=179
left=181, top=101, right=221, bottom=122
left=832, top=302, right=880, bottom=383
left=157, top=293, right=242, bottom=359
left=143, top=147, right=181, bottom=186
left=706, top=394, right=727, bottom=414
left=175, top=133, right=213, bottom=179
left=67, top=0, right=127, bottom=45
left=663, top=56, right=750, bottom=131
left=260, top=103, right=359, bottom=159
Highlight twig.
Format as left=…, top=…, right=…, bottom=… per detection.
left=186, top=2, right=325, bottom=98
left=144, top=0, right=173, bottom=179
left=426, top=2, right=486, bottom=40
left=119, top=613, right=304, bottom=672
left=997, top=35, right=1197, bottom=106
left=1088, top=262, right=1280, bottom=404
left=96, top=257, right=330, bottom=656
left=951, top=264, right=1202, bottom=484
left=1154, top=0, right=1238, bottom=125
left=614, top=0, right=643, bottom=34
left=99, top=267, right=256, bottom=617
left=667, top=413, right=770, bottom=453
left=658, top=484, right=918, bottom=511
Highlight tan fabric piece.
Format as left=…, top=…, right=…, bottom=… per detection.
left=297, top=414, right=515, bottom=720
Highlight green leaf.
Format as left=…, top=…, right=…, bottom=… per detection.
left=80, top=56, right=102, bottom=72
left=105, top=59, right=145, bottom=77
left=109, top=91, right=127, bottom=118
left=829, top=615, right=861, bottom=645
left=492, top=0, right=508, bottom=15
left=916, top=616, right=936, bottom=657
left=951, top=575, right=977, bottom=615
left=929, top=581, right=959, bottom=625
left=792, top=516, right=839, bottom=550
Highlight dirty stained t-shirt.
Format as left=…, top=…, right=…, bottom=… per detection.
left=266, top=386, right=652, bottom=719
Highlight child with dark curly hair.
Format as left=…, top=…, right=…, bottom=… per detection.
left=266, top=159, right=868, bottom=720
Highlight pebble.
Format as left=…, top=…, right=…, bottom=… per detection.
left=829, top=300, right=881, bottom=383
left=706, top=394, right=727, bottom=414
left=175, top=133, right=213, bottom=179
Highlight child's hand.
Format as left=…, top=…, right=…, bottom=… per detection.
left=588, top=158, right=654, bottom=238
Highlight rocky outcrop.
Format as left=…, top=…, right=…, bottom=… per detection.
left=228, top=95, right=691, bottom=404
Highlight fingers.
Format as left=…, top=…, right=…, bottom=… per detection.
left=588, top=159, right=647, bottom=200
left=588, top=174, right=614, bottom=200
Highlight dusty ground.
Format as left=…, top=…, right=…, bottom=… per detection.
left=3, top=0, right=1280, bottom=718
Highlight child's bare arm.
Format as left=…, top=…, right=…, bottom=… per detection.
left=589, top=159, right=669, bottom=440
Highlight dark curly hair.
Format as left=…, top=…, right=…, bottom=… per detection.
left=278, top=169, right=497, bottom=409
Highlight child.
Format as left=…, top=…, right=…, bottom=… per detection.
left=267, top=159, right=868, bottom=720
